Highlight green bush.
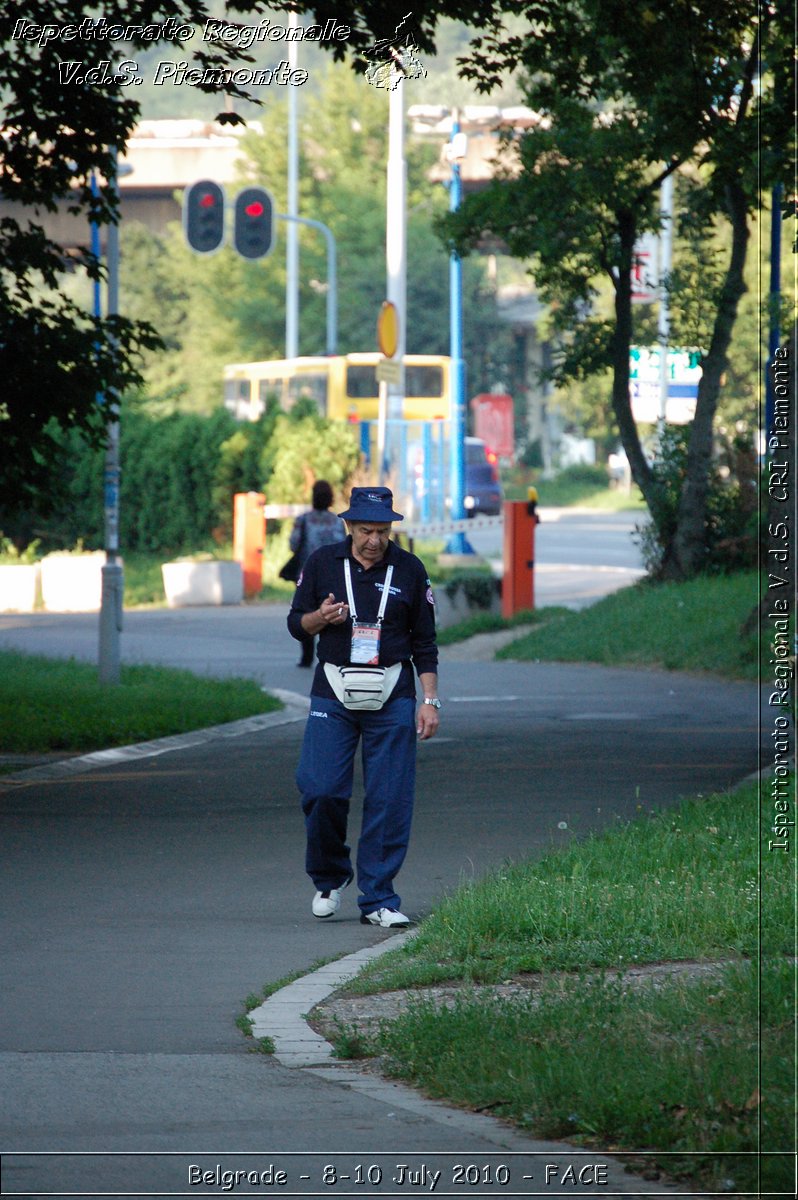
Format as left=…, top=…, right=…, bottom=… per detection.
left=555, top=462, right=610, bottom=488
left=442, top=570, right=499, bottom=610
left=635, top=426, right=758, bottom=577
left=0, top=399, right=362, bottom=558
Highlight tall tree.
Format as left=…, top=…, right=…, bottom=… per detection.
left=283, top=0, right=794, bottom=578
left=0, top=1, right=259, bottom=515
left=447, top=0, right=791, bottom=578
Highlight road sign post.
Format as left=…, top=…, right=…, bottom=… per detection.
left=377, top=301, right=400, bottom=484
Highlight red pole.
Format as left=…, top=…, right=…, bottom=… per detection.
left=233, top=492, right=266, bottom=597
left=502, top=488, right=539, bottom=617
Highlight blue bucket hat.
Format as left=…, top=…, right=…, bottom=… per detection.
left=339, top=486, right=404, bottom=523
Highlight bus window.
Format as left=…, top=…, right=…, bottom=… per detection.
left=224, top=378, right=251, bottom=417
left=287, top=372, right=328, bottom=412
left=346, top=364, right=378, bottom=399
left=405, top=365, right=443, bottom=397
left=259, top=378, right=286, bottom=409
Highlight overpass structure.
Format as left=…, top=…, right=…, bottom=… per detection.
left=0, top=109, right=543, bottom=250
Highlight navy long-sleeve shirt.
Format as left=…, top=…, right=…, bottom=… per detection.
left=287, top=536, right=438, bottom=701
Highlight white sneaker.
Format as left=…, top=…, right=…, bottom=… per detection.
left=360, top=907, right=410, bottom=929
left=311, top=874, right=353, bottom=919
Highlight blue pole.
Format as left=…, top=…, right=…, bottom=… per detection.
left=765, top=183, right=782, bottom=439
left=446, top=111, right=475, bottom=555
left=421, top=421, right=432, bottom=522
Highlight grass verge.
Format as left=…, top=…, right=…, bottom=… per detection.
left=436, top=607, right=570, bottom=646
left=334, top=778, right=794, bottom=1194
left=0, top=650, right=282, bottom=754
left=502, top=472, right=645, bottom=511
left=498, top=571, right=758, bottom=680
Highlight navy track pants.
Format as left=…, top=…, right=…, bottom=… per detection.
left=297, top=694, right=416, bottom=914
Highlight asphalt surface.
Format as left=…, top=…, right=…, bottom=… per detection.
left=0, top=599, right=763, bottom=1198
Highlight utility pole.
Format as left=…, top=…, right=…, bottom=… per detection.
left=98, top=148, right=124, bottom=685
left=445, top=109, right=473, bottom=554
left=385, top=61, right=407, bottom=473
left=286, top=10, right=300, bottom=358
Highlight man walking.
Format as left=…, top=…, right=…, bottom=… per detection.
left=287, top=487, right=440, bottom=928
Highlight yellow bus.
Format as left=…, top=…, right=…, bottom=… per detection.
left=223, top=353, right=452, bottom=423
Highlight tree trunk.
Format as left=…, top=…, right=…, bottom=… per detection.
left=662, top=177, right=750, bottom=578
left=609, top=209, right=668, bottom=533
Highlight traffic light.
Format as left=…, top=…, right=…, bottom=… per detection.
left=183, top=180, right=225, bottom=255
left=233, top=187, right=274, bottom=260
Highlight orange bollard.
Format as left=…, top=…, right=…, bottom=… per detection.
left=233, top=492, right=266, bottom=597
left=502, top=488, right=539, bottom=618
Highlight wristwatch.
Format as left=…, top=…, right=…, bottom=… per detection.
left=423, top=697, right=442, bottom=709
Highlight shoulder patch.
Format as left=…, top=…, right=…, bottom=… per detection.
left=426, top=586, right=435, bottom=606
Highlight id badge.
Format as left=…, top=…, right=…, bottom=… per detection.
left=350, top=621, right=381, bottom=665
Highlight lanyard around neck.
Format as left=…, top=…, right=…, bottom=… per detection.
left=343, top=558, right=393, bottom=625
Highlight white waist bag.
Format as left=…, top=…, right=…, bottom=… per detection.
left=323, top=562, right=402, bottom=711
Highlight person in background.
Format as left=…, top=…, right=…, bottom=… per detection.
left=290, top=480, right=346, bottom=667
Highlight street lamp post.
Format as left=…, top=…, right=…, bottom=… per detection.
left=278, top=214, right=337, bottom=357
left=98, top=149, right=127, bottom=685
left=445, top=111, right=474, bottom=554
left=286, top=10, right=300, bottom=357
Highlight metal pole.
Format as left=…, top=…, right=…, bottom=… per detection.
left=90, top=174, right=101, bottom=320
left=656, top=173, right=674, bottom=438
left=446, top=110, right=474, bottom=554
left=385, top=66, right=407, bottom=473
left=766, top=183, right=782, bottom=439
left=286, top=12, right=300, bottom=359
left=277, top=214, right=337, bottom=356
left=98, top=148, right=124, bottom=685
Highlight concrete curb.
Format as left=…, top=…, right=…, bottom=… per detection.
left=249, top=936, right=404, bottom=1068
left=248, top=940, right=687, bottom=1193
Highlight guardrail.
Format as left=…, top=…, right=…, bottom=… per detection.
left=263, top=507, right=505, bottom=540
left=263, top=504, right=309, bottom=519
left=399, top=516, right=504, bottom=539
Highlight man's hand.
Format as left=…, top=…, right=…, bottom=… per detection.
left=302, top=594, right=349, bottom=636
left=319, top=593, right=349, bottom=625
left=416, top=701, right=440, bottom=741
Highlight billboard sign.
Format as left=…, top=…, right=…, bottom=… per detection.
left=630, top=346, right=701, bottom=424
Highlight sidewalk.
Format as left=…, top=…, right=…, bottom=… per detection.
left=1, top=614, right=760, bottom=1196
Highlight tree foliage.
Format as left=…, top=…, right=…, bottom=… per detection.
left=285, top=0, right=794, bottom=579
left=114, top=60, right=511, bottom=413
left=4, top=399, right=361, bottom=555
left=0, top=0, right=264, bottom=515
left=438, top=0, right=792, bottom=578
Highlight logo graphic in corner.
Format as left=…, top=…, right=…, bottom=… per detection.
left=364, top=11, right=427, bottom=90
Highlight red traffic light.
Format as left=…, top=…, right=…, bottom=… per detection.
left=183, top=180, right=225, bottom=255
left=233, top=187, right=274, bottom=261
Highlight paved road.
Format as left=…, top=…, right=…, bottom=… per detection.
left=0, top=593, right=762, bottom=1196
left=0, top=520, right=755, bottom=1198
left=0, top=504, right=646, bottom=689
left=464, top=507, right=645, bottom=608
